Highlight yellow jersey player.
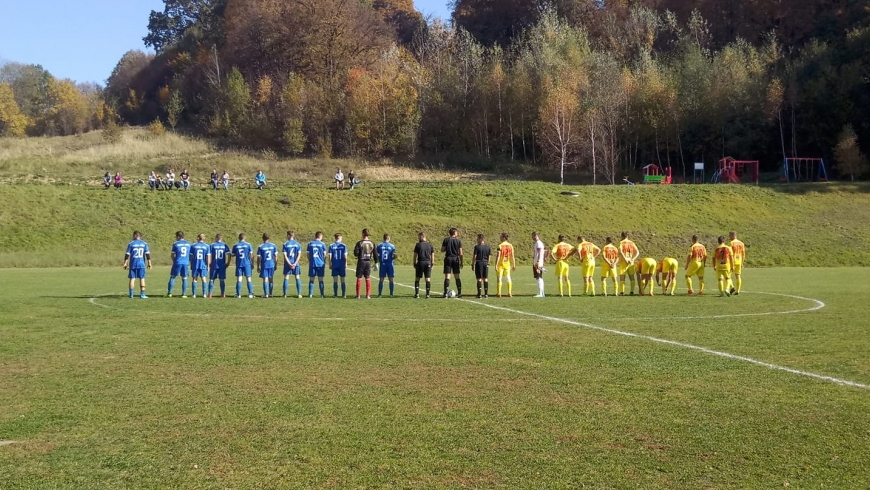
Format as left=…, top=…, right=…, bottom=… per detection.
left=638, top=257, right=657, bottom=296
left=618, top=231, right=640, bottom=295
left=600, top=237, right=620, bottom=297
left=685, top=235, right=707, bottom=295
left=495, top=233, right=516, bottom=298
left=713, top=236, right=735, bottom=297
left=576, top=236, right=601, bottom=297
left=729, top=231, right=745, bottom=295
left=550, top=235, right=575, bottom=297
left=656, top=257, right=679, bottom=296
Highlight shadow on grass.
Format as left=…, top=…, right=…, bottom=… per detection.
left=762, top=182, right=870, bottom=195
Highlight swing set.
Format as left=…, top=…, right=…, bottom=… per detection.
left=782, top=158, right=828, bottom=183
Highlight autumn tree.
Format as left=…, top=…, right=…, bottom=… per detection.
left=0, top=83, right=31, bottom=136
left=144, top=0, right=227, bottom=52
left=834, top=125, right=868, bottom=181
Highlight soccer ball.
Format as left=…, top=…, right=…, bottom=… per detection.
left=447, top=289, right=457, bottom=298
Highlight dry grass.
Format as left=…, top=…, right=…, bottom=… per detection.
left=0, top=129, right=475, bottom=184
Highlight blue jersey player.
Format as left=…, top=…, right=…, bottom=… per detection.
left=282, top=230, right=303, bottom=298
left=257, top=233, right=279, bottom=298
left=376, top=234, right=398, bottom=297
left=190, top=234, right=211, bottom=297
left=306, top=231, right=327, bottom=298
left=168, top=231, right=192, bottom=297
left=209, top=233, right=231, bottom=297
left=328, top=233, right=348, bottom=298
left=233, top=233, right=255, bottom=298
left=123, top=230, right=152, bottom=298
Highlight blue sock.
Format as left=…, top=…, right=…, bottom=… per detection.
left=308, top=280, right=314, bottom=296
left=168, top=277, right=175, bottom=294
left=269, top=281, right=274, bottom=296
left=208, top=281, right=214, bottom=295
left=389, top=281, right=394, bottom=296
left=319, top=281, right=325, bottom=296
left=296, top=278, right=302, bottom=295
left=283, top=278, right=289, bottom=296
left=181, top=278, right=188, bottom=295
left=341, top=282, right=346, bottom=296
left=247, top=280, right=253, bottom=295
left=192, top=282, right=198, bottom=296
left=333, top=282, right=338, bottom=297
left=236, top=281, right=241, bottom=296
left=220, top=280, right=226, bottom=295
left=263, top=280, right=268, bottom=296
left=379, top=280, right=384, bottom=296
left=129, top=288, right=134, bottom=298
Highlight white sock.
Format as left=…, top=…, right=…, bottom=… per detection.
left=537, top=278, right=544, bottom=295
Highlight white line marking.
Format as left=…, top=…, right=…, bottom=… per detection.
left=0, top=441, right=17, bottom=447
left=393, top=283, right=868, bottom=390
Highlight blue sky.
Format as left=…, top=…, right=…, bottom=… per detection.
left=0, top=0, right=451, bottom=84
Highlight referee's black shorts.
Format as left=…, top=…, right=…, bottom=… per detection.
left=443, top=256, right=461, bottom=275
left=415, top=262, right=432, bottom=279
left=474, top=261, right=488, bottom=280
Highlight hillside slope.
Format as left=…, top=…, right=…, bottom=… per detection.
left=1, top=182, right=868, bottom=267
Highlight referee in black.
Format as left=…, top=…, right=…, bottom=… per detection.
left=472, top=233, right=492, bottom=298
left=441, top=228, right=464, bottom=298
left=413, top=232, right=434, bottom=298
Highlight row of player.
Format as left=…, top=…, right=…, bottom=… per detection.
left=122, top=229, right=746, bottom=299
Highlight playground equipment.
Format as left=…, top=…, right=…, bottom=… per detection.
left=712, top=157, right=759, bottom=184
left=693, top=162, right=705, bottom=184
left=782, top=158, right=828, bottom=183
left=642, top=164, right=672, bottom=184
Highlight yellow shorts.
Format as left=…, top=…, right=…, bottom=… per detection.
left=662, top=259, right=679, bottom=274
left=641, top=259, right=657, bottom=275
left=618, top=262, right=636, bottom=277
left=716, top=268, right=732, bottom=280
left=733, top=261, right=743, bottom=275
left=555, top=260, right=570, bottom=278
left=496, top=264, right=512, bottom=277
left=581, top=261, right=595, bottom=278
left=601, top=264, right=616, bottom=279
left=686, top=261, right=705, bottom=278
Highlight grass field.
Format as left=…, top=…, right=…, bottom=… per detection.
left=1, top=266, right=869, bottom=488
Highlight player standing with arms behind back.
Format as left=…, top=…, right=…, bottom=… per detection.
left=233, top=233, right=255, bottom=298
left=167, top=231, right=192, bottom=297
left=354, top=229, right=376, bottom=299
left=441, top=228, right=464, bottom=298
left=617, top=232, right=640, bottom=296
left=257, top=233, right=279, bottom=298
left=495, top=233, right=515, bottom=298
left=685, top=235, right=707, bottom=295
left=713, top=236, right=735, bottom=297
left=376, top=234, right=397, bottom=297
left=190, top=234, right=211, bottom=298
left=329, top=233, right=348, bottom=298
left=209, top=234, right=230, bottom=298
left=282, top=231, right=303, bottom=298
left=550, top=235, right=575, bottom=297
left=577, top=236, right=601, bottom=297
left=729, top=231, right=746, bottom=295
left=532, top=232, right=546, bottom=298
left=413, top=232, right=434, bottom=298
left=600, top=237, right=619, bottom=297
left=307, top=232, right=327, bottom=298
left=123, top=231, right=152, bottom=298
left=472, top=234, right=492, bottom=298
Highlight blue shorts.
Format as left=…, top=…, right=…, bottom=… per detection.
left=379, top=263, right=395, bottom=278
left=332, top=268, right=346, bottom=278
left=210, top=267, right=226, bottom=280
left=260, top=267, right=275, bottom=279
left=309, top=265, right=325, bottom=278
left=192, top=267, right=208, bottom=278
left=283, top=264, right=301, bottom=276
left=128, top=268, right=146, bottom=279
left=236, top=265, right=252, bottom=278
left=170, top=264, right=189, bottom=277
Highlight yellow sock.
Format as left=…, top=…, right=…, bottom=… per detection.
left=699, top=279, right=705, bottom=293
left=558, top=280, right=564, bottom=296
left=497, top=280, right=502, bottom=295
left=686, top=277, right=693, bottom=291
left=566, top=279, right=571, bottom=296
left=508, top=280, right=513, bottom=295
left=620, top=281, right=625, bottom=294
left=589, top=281, right=595, bottom=296
left=601, top=279, right=607, bottom=296
left=669, top=280, right=676, bottom=295
left=630, top=280, right=635, bottom=293
left=736, top=276, right=742, bottom=293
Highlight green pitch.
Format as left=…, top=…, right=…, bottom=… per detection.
left=1, top=267, right=869, bottom=488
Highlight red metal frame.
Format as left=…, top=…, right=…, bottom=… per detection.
left=717, top=157, right=759, bottom=184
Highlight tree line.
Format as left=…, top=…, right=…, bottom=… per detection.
left=1, top=0, right=868, bottom=181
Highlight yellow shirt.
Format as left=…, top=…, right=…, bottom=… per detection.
left=730, top=239, right=745, bottom=263
left=551, top=242, right=575, bottom=261
left=601, top=244, right=619, bottom=266
left=497, top=241, right=515, bottom=266
left=714, top=244, right=733, bottom=271
left=688, top=243, right=707, bottom=262
left=618, top=239, right=639, bottom=265
left=577, top=241, right=600, bottom=265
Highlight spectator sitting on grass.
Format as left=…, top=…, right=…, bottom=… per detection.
left=211, top=169, right=219, bottom=190
left=181, top=169, right=190, bottom=190
left=113, top=172, right=123, bottom=189
left=222, top=171, right=230, bottom=190
left=103, top=171, right=111, bottom=188
left=334, top=168, right=344, bottom=190
left=148, top=171, right=158, bottom=190
left=348, top=170, right=356, bottom=190
left=165, top=169, right=175, bottom=190
left=255, top=170, right=266, bottom=190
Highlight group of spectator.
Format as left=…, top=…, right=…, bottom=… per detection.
left=103, top=168, right=371, bottom=191
left=334, top=168, right=357, bottom=190
left=145, top=168, right=196, bottom=190
left=103, top=171, right=123, bottom=189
